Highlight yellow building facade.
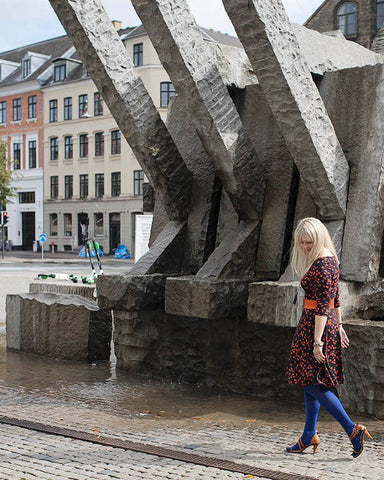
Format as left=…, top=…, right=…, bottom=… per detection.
left=42, top=27, right=175, bottom=255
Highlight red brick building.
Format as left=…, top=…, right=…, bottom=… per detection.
left=305, top=0, right=384, bottom=50
left=0, top=90, right=43, bottom=169
left=0, top=36, right=72, bottom=249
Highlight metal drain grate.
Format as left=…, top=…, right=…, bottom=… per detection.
left=0, top=416, right=317, bottom=480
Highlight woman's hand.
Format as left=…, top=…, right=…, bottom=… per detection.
left=340, top=326, right=350, bottom=349
left=313, top=345, right=325, bottom=363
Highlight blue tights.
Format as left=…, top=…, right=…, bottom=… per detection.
left=288, top=385, right=358, bottom=451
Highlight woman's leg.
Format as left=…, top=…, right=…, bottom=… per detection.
left=304, top=385, right=362, bottom=451
left=286, top=387, right=320, bottom=451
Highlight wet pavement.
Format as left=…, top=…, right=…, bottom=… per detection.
left=0, top=254, right=383, bottom=479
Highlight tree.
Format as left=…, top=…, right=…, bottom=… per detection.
left=0, top=139, right=16, bottom=208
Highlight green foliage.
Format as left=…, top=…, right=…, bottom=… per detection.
left=0, top=139, right=16, bottom=207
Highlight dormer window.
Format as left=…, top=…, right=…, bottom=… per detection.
left=22, top=58, right=31, bottom=78
left=0, top=59, right=19, bottom=81
left=54, top=64, right=66, bottom=82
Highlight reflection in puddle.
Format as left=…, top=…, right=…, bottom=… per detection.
left=0, top=345, right=270, bottom=421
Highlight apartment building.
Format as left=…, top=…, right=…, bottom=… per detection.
left=42, top=63, right=145, bottom=254
left=41, top=24, right=181, bottom=255
left=0, top=22, right=240, bottom=254
left=0, top=36, right=72, bottom=249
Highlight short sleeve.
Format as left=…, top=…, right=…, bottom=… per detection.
left=334, top=284, right=340, bottom=308
left=314, top=260, right=332, bottom=316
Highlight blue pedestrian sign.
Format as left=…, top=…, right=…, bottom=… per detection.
left=39, top=233, right=47, bottom=242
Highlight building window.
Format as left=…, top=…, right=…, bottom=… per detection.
left=95, top=132, right=104, bottom=156
left=80, top=174, right=88, bottom=198
left=50, top=176, right=58, bottom=199
left=19, top=192, right=35, bottom=203
left=111, top=130, right=121, bottom=155
left=22, top=58, right=31, bottom=78
left=95, top=173, right=104, bottom=197
left=111, top=172, right=121, bottom=197
left=12, top=98, right=21, bottom=121
left=134, top=170, right=144, bottom=195
left=336, top=2, right=357, bottom=36
left=13, top=143, right=21, bottom=170
left=0, top=101, right=6, bottom=123
left=64, top=97, right=72, bottom=120
left=28, top=95, right=36, bottom=119
left=133, top=43, right=143, bottom=66
left=64, top=213, right=72, bottom=236
left=50, top=213, right=58, bottom=236
left=160, top=82, right=176, bottom=107
left=64, top=136, right=73, bottom=159
left=79, top=94, right=88, bottom=117
left=28, top=140, right=36, bottom=168
left=94, top=92, right=103, bottom=116
left=377, top=0, right=384, bottom=29
left=94, top=212, right=103, bottom=236
left=49, top=99, right=58, bottom=122
left=79, top=134, right=88, bottom=158
left=64, top=175, right=73, bottom=199
left=54, top=64, right=66, bottom=82
left=50, top=137, right=58, bottom=161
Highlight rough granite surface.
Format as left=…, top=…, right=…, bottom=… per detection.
left=6, top=293, right=111, bottom=362
left=49, top=0, right=192, bottom=221
left=131, top=0, right=266, bottom=222
left=222, top=0, right=349, bottom=220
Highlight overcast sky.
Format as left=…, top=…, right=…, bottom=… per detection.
left=0, top=0, right=324, bottom=53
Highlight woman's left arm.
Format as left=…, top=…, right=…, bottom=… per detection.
left=335, top=307, right=349, bottom=349
left=314, top=315, right=327, bottom=363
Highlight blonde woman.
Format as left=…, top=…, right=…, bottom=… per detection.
left=286, top=218, right=372, bottom=457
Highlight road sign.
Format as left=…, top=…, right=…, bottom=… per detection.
left=39, top=234, right=47, bottom=242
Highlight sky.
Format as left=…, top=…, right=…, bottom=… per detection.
left=0, top=0, right=325, bottom=53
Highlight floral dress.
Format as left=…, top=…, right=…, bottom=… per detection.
left=286, top=256, right=344, bottom=387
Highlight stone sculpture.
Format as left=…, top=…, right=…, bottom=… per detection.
left=49, top=0, right=384, bottom=417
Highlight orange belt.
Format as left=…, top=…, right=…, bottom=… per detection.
left=303, top=298, right=335, bottom=310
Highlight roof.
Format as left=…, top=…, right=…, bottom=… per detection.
left=0, top=35, right=73, bottom=87
left=304, top=0, right=332, bottom=26
left=200, top=28, right=242, bottom=48
left=0, top=23, right=241, bottom=90
left=121, top=24, right=242, bottom=48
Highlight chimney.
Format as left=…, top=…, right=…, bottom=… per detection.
left=112, top=20, right=122, bottom=31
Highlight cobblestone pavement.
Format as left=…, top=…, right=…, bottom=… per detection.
left=0, top=400, right=382, bottom=480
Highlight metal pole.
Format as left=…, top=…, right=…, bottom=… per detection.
left=41, top=242, right=44, bottom=261
left=1, top=223, right=4, bottom=260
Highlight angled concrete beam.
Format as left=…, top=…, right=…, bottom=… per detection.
left=49, top=0, right=191, bottom=221
left=222, top=0, right=350, bottom=220
left=131, top=0, right=266, bottom=222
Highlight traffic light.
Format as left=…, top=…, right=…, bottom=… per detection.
left=2, top=211, right=8, bottom=224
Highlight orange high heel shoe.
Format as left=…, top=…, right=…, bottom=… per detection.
left=349, top=423, right=372, bottom=458
left=286, top=433, right=320, bottom=453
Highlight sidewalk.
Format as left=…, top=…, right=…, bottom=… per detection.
left=0, top=249, right=134, bottom=265
left=0, top=395, right=383, bottom=480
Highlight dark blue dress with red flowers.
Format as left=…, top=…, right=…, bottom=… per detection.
left=286, top=256, right=344, bottom=387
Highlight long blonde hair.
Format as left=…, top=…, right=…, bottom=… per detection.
left=291, top=217, right=338, bottom=276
